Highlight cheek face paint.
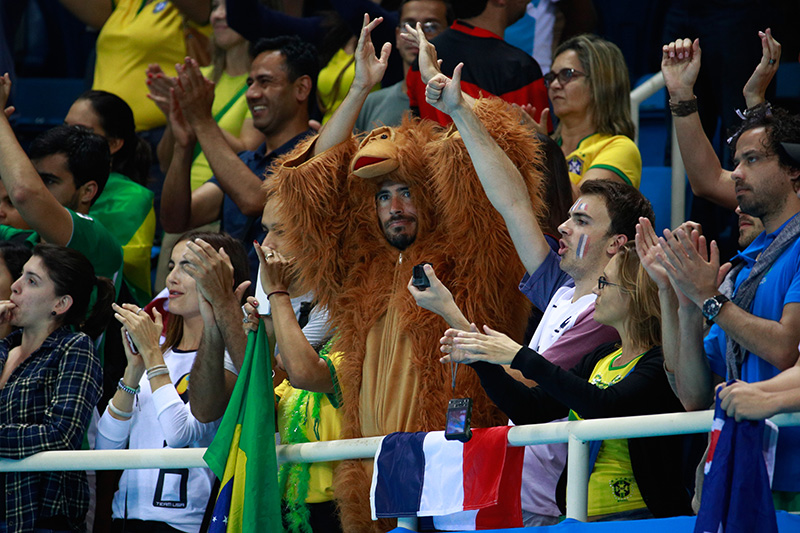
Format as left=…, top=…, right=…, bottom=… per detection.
left=576, top=234, right=588, bottom=258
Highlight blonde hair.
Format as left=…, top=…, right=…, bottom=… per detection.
left=553, top=34, right=635, bottom=140
left=615, top=242, right=661, bottom=348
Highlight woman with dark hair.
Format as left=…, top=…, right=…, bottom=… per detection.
left=439, top=243, right=693, bottom=520
left=0, top=241, right=31, bottom=338
left=0, top=244, right=113, bottom=532
left=66, top=90, right=156, bottom=306
left=66, top=90, right=152, bottom=185
left=96, top=231, right=249, bottom=533
left=536, top=132, right=574, bottom=244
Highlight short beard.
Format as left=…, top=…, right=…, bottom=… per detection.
left=384, top=232, right=416, bottom=251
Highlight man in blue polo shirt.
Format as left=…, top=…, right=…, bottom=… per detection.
left=160, top=36, right=317, bottom=282
left=655, top=106, right=800, bottom=509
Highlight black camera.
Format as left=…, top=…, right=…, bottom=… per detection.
left=412, top=262, right=433, bottom=290
left=445, top=398, right=472, bottom=442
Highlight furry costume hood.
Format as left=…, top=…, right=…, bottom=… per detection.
left=266, top=98, right=545, bottom=532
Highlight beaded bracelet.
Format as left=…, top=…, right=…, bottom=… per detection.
left=108, top=398, right=132, bottom=419
left=117, top=378, right=140, bottom=396
left=146, top=365, right=170, bottom=380
left=669, top=96, right=698, bottom=117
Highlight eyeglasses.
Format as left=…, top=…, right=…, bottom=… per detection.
left=544, top=68, right=588, bottom=88
left=597, top=275, right=627, bottom=292
left=401, top=21, right=444, bottom=36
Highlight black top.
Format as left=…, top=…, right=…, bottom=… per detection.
left=472, top=342, right=695, bottom=518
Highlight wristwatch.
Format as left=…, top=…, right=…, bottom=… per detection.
left=702, top=294, right=730, bottom=325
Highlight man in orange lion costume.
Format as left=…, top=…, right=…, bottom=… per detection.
left=266, top=16, right=544, bottom=532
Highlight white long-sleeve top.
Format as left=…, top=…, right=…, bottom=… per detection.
left=96, top=347, right=236, bottom=532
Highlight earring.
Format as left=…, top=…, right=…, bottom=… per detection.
left=51, top=311, right=56, bottom=316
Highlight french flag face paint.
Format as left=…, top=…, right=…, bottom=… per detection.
left=576, top=234, right=588, bottom=258
left=569, top=200, right=588, bottom=214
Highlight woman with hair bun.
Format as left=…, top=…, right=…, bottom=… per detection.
left=66, top=89, right=156, bottom=306
left=0, top=243, right=114, bottom=532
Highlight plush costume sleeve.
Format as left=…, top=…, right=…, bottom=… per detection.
left=0, top=334, right=101, bottom=459
left=265, top=135, right=362, bottom=311
left=428, top=97, right=545, bottom=343
left=510, top=344, right=685, bottom=419
left=588, top=135, right=642, bottom=188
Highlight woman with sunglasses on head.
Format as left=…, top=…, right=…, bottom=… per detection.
left=440, top=243, right=692, bottom=520
left=524, top=35, right=641, bottom=195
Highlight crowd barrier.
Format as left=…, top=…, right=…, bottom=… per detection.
left=1, top=410, right=798, bottom=531
left=629, top=71, right=686, bottom=230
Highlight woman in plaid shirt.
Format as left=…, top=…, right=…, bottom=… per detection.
left=0, top=244, right=113, bottom=532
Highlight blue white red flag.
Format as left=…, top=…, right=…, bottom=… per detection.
left=370, top=427, right=523, bottom=530
left=694, top=387, right=778, bottom=533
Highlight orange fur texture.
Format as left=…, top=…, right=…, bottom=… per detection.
left=266, top=99, right=545, bottom=532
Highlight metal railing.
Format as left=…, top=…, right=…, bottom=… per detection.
left=2, top=410, right=799, bottom=531
left=629, top=71, right=686, bottom=229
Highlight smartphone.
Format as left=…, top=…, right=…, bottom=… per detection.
left=412, top=262, right=433, bottom=290
left=124, top=330, right=139, bottom=355
left=445, top=398, right=472, bottom=442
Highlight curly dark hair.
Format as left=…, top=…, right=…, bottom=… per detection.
left=729, top=104, right=800, bottom=175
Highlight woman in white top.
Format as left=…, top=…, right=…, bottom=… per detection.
left=96, top=231, right=250, bottom=533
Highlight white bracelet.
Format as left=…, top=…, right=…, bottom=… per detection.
left=147, top=367, right=170, bottom=379
left=108, top=398, right=132, bottom=419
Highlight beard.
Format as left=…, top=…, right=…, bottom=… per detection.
left=382, top=215, right=418, bottom=250
left=384, top=231, right=416, bottom=250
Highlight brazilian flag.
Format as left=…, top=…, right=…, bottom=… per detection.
left=204, top=320, right=281, bottom=532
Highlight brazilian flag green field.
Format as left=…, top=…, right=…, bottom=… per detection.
left=205, top=320, right=281, bottom=532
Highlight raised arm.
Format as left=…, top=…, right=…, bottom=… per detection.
left=225, top=0, right=325, bottom=45
left=423, top=62, right=550, bottom=276
left=313, top=14, right=391, bottom=156
left=742, top=29, right=781, bottom=109
left=0, top=74, right=75, bottom=246
left=662, top=39, right=736, bottom=210
left=660, top=228, right=800, bottom=372
left=57, top=0, right=112, bottom=29
left=183, top=239, right=247, bottom=421
left=253, top=244, right=333, bottom=393
left=174, top=58, right=266, bottom=217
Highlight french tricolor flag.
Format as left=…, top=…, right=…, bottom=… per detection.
left=369, top=427, right=523, bottom=530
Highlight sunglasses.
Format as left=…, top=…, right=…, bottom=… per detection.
left=597, top=275, right=627, bottom=292
left=544, top=68, right=588, bottom=88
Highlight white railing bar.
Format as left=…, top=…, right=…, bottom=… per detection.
left=630, top=71, right=665, bottom=109
left=2, top=411, right=797, bottom=473
left=1, top=410, right=797, bottom=530
left=627, top=71, right=687, bottom=229
left=566, top=435, right=590, bottom=522
left=629, top=71, right=665, bottom=147
left=670, top=120, right=686, bottom=228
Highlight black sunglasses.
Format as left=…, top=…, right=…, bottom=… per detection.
left=544, top=68, right=588, bottom=88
